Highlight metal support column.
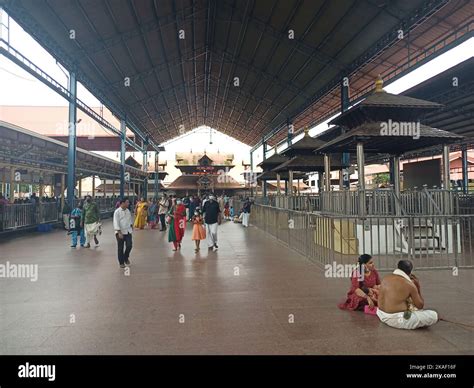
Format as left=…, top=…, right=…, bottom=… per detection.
left=357, top=142, right=366, bottom=217
left=78, top=177, right=82, bottom=198
left=389, top=158, right=395, bottom=186
left=341, top=76, right=350, bottom=189
left=60, top=174, right=65, bottom=213
left=143, top=139, right=148, bottom=199
left=324, top=154, right=331, bottom=191
left=442, top=144, right=451, bottom=190
left=288, top=170, right=294, bottom=196
left=262, top=138, right=267, bottom=197
left=120, top=119, right=126, bottom=198
left=392, top=155, right=401, bottom=216
left=9, top=167, right=14, bottom=203
left=462, top=145, right=469, bottom=194
left=154, top=151, right=160, bottom=199
left=442, top=144, right=451, bottom=213
left=276, top=173, right=281, bottom=195
left=249, top=150, right=254, bottom=197
left=67, top=71, right=77, bottom=208
left=92, top=176, right=96, bottom=198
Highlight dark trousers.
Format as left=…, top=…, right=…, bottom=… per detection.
left=159, top=213, right=166, bottom=230
left=116, top=233, right=132, bottom=265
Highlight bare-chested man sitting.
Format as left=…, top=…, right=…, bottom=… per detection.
left=377, top=260, right=438, bottom=330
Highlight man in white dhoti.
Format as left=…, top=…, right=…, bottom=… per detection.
left=81, top=195, right=101, bottom=248
left=241, top=198, right=251, bottom=227
left=377, top=260, right=438, bottom=330
left=202, top=195, right=221, bottom=251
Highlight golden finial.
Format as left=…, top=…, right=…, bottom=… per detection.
left=375, top=74, right=384, bottom=93
left=304, top=126, right=309, bottom=136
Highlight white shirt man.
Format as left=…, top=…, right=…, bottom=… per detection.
left=113, top=199, right=133, bottom=268
left=158, top=196, right=169, bottom=231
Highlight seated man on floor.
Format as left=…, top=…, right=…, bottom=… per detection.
left=377, top=260, right=438, bottom=330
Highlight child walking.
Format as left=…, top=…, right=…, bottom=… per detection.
left=69, top=201, right=85, bottom=248
left=191, top=210, right=206, bottom=252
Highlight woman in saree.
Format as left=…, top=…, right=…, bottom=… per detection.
left=133, top=197, right=148, bottom=229
left=338, top=254, right=381, bottom=311
left=168, top=199, right=187, bottom=251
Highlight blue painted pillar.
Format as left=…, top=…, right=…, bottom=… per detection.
left=154, top=150, right=160, bottom=199
left=67, top=72, right=77, bottom=208
left=462, top=146, right=469, bottom=194
left=120, top=119, right=126, bottom=198
left=249, top=150, right=254, bottom=197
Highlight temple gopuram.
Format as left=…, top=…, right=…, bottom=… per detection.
left=167, top=152, right=244, bottom=196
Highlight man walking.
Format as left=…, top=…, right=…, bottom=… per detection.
left=158, top=194, right=169, bottom=231
left=69, top=201, right=85, bottom=248
left=202, top=195, right=221, bottom=251
left=113, top=198, right=133, bottom=269
left=82, top=195, right=101, bottom=248
left=242, top=198, right=252, bottom=227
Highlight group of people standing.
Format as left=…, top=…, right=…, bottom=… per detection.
left=111, top=193, right=243, bottom=268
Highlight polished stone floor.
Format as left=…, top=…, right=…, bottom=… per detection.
left=0, top=219, right=472, bottom=355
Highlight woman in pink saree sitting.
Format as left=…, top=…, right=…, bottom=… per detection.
left=338, top=254, right=381, bottom=311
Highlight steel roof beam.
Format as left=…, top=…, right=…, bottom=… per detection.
left=224, top=0, right=279, bottom=136
left=214, top=0, right=253, bottom=132
left=252, top=0, right=451, bottom=151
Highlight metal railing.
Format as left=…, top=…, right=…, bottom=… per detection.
left=250, top=203, right=474, bottom=270
left=253, top=188, right=471, bottom=216
left=0, top=197, right=125, bottom=233
left=0, top=202, right=59, bottom=231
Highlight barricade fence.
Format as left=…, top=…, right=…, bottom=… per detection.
left=250, top=203, right=474, bottom=270
left=253, top=188, right=469, bottom=216
left=0, top=197, right=124, bottom=232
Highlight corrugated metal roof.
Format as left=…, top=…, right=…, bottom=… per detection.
left=3, top=0, right=468, bottom=146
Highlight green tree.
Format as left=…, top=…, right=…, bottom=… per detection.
left=373, top=173, right=390, bottom=186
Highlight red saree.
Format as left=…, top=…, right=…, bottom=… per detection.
left=173, top=204, right=186, bottom=244
left=338, top=269, right=381, bottom=311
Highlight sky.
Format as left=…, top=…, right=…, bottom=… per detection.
left=1, top=9, right=473, bottom=174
